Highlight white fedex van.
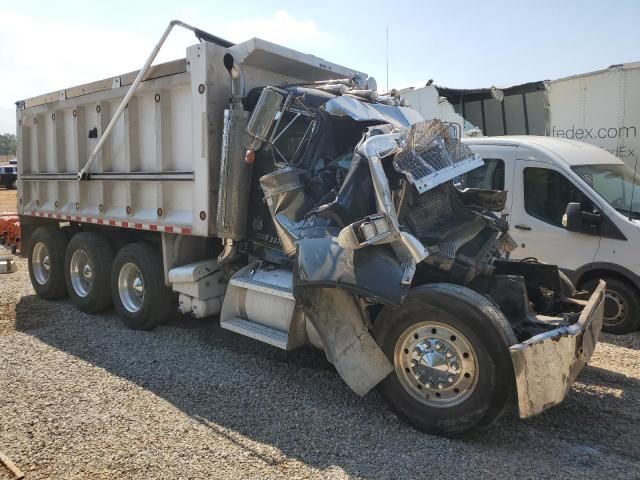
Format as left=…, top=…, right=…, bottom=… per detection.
left=462, top=136, right=640, bottom=334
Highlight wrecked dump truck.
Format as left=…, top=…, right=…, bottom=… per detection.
left=15, top=21, right=605, bottom=436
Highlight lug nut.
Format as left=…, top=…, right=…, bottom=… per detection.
left=425, top=382, right=432, bottom=389
left=435, top=343, right=442, bottom=350
left=447, top=376, right=454, bottom=383
left=450, top=362, right=459, bottom=371
left=437, top=383, right=444, bottom=390
left=446, top=352, right=453, bottom=358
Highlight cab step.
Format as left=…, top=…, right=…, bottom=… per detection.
left=221, top=317, right=289, bottom=350
left=228, top=268, right=294, bottom=299
left=220, top=262, right=305, bottom=351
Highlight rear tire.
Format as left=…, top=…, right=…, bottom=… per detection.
left=583, top=278, right=640, bottom=335
left=65, top=232, right=114, bottom=313
left=28, top=226, right=68, bottom=300
left=111, top=243, right=172, bottom=330
left=373, top=283, right=517, bottom=437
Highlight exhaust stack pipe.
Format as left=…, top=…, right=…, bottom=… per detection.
left=223, top=53, right=244, bottom=106
left=216, top=54, right=250, bottom=261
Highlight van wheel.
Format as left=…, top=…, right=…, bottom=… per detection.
left=373, top=283, right=517, bottom=437
left=111, top=243, right=171, bottom=330
left=28, top=226, right=69, bottom=299
left=583, top=278, right=640, bottom=334
left=65, top=232, right=114, bottom=313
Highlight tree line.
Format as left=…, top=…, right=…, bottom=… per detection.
left=0, top=133, right=17, bottom=156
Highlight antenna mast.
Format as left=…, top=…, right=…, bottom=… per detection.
left=386, top=26, right=389, bottom=92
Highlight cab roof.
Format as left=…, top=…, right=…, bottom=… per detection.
left=462, top=135, right=624, bottom=167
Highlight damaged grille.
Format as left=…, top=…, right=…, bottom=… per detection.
left=393, top=120, right=484, bottom=193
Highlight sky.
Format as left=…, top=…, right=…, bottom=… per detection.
left=1, top=0, right=639, bottom=133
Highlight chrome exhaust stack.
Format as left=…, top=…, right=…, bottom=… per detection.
left=216, top=54, right=250, bottom=264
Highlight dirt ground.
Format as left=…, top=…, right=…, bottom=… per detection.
left=0, top=188, right=17, bottom=213
left=1, top=243, right=640, bottom=478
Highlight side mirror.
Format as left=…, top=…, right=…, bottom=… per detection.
left=563, top=202, right=601, bottom=234
left=245, top=88, right=285, bottom=151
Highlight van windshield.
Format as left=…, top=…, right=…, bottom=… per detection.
left=572, top=163, right=640, bottom=219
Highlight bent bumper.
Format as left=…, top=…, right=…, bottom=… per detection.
left=510, top=280, right=605, bottom=419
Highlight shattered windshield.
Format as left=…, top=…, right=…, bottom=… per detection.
left=268, top=110, right=315, bottom=165
left=572, top=163, right=640, bottom=219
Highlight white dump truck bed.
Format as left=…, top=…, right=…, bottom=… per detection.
left=16, top=37, right=363, bottom=237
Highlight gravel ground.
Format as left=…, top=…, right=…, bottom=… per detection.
left=1, top=249, right=640, bottom=479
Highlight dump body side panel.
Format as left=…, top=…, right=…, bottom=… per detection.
left=17, top=43, right=229, bottom=237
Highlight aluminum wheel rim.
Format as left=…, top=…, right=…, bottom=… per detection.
left=603, top=289, right=626, bottom=326
left=394, top=321, right=478, bottom=408
left=32, top=242, right=51, bottom=285
left=69, top=249, right=93, bottom=297
left=118, top=263, right=144, bottom=313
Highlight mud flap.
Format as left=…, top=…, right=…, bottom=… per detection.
left=297, top=287, right=393, bottom=396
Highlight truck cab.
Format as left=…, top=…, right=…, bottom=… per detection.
left=463, top=136, right=640, bottom=333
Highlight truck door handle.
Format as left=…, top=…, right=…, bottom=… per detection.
left=514, top=224, right=532, bottom=231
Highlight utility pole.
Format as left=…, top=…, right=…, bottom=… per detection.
left=386, top=26, right=389, bottom=92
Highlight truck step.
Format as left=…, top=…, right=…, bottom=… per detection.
left=229, top=269, right=294, bottom=300
left=221, top=317, right=289, bottom=350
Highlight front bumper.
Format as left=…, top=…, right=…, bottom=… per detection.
left=510, top=280, right=605, bottom=419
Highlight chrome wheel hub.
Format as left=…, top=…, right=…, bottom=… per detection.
left=70, top=249, right=93, bottom=297
left=603, top=289, right=626, bottom=326
left=118, top=263, right=144, bottom=313
left=395, top=322, right=478, bottom=407
left=32, top=242, right=51, bottom=285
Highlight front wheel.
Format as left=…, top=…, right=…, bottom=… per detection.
left=373, top=284, right=517, bottom=437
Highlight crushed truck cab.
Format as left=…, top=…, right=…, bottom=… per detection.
left=16, top=21, right=604, bottom=437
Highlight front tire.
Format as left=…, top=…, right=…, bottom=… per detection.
left=583, top=278, right=640, bottom=334
left=65, top=232, right=114, bottom=313
left=373, top=284, right=517, bottom=437
left=28, top=226, right=68, bottom=300
left=111, top=243, right=172, bottom=330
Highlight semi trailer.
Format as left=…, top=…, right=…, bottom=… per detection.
left=15, top=20, right=604, bottom=436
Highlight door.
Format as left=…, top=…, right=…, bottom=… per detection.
left=462, top=144, right=517, bottom=220
left=509, top=160, right=600, bottom=270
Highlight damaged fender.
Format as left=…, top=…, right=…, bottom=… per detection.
left=294, top=236, right=410, bottom=396
left=296, top=286, right=393, bottom=396
left=295, top=236, right=411, bottom=307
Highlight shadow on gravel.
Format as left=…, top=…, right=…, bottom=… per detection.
left=598, top=331, right=640, bottom=351
left=14, top=294, right=640, bottom=478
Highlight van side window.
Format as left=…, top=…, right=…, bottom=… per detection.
left=523, top=167, right=593, bottom=227
left=464, top=158, right=505, bottom=190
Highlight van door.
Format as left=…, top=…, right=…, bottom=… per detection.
left=509, top=159, right=600, bottom=270
left=462, top=145, right=517, bottom=219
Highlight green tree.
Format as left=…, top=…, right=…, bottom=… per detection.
left=0, top=133, right=17, bottom=156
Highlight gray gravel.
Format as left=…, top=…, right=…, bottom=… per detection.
left=1, top=248, right=640, bottom=479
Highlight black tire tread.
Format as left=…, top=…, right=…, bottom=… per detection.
left=65, top=232, right=114, bottom=313
left=111, top=243, right=171, bottom=330
left=373, top=283, right=517, bottom=437
left=28, top=226, right=68, bottom=300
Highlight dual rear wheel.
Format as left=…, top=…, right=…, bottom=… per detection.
left=28, top=226, right=171, bottom=330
